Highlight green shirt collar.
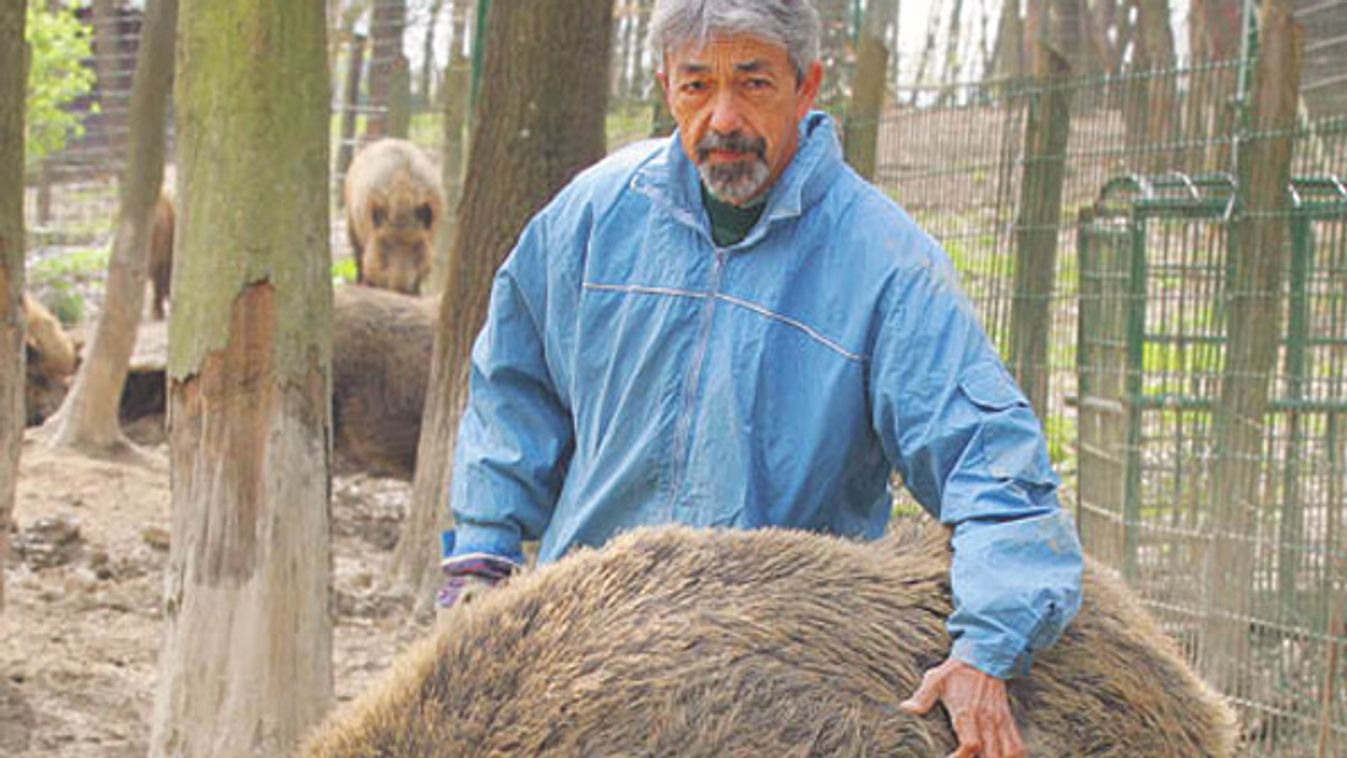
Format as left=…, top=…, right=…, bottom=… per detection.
left=701, top=182, right=767, bottom=248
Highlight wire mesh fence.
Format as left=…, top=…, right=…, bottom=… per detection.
left=880, top=58, right=1346, bottom=756
left=17, top=1, right=1347, bottom=755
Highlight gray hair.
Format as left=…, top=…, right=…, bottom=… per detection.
left=648, top=0, right=821, bottom=81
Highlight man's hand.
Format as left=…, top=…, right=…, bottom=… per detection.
left=899, top=657, right=1025, bottom=758
left=435, top=552, right=522, bottom=609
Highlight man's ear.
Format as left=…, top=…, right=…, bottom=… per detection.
left=795, top=60, right=824, bottom=119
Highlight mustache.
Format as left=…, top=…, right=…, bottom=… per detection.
left=696, top=131, right=766, bottom=162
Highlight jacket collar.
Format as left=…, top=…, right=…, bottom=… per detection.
left=632, top=111, right=845, bottom=242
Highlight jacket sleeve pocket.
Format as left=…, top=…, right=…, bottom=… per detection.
left=956, top=363, right=1056, bottom=485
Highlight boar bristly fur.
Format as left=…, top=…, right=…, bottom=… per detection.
left=302, top=522, right=1238, bottom=757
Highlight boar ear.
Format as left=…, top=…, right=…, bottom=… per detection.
left=372, top=205, right=388, bottom=228
left=415, top=203, right=434, bottom=229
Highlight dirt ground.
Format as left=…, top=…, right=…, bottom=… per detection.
left=0, top=421, right=434, bottom=756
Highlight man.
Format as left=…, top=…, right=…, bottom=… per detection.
left=440, top=1, right=1083, bottom=756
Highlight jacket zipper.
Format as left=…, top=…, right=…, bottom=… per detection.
left=667, top=246, right=728, bottom=517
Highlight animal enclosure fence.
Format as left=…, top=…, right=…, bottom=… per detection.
left=875, top=32, right=1347, bottom=750
left=1076, top=173, right=1347, bottom=753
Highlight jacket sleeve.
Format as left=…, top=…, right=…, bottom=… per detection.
left=869, top=256, right=1084, bottom=680
left=449, top=218, right=574, bottom=565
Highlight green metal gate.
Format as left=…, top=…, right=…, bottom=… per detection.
left=1076, top=173, right=1347, bottom=754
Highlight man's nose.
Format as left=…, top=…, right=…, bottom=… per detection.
left=708, top=89, right=745, bottom=135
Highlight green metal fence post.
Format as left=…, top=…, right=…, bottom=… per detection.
left=1123, top=212, right=1148, bottom=583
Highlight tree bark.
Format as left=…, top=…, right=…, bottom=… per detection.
left=1184, top=0, right=1243, bottom=171
left=42, top=0, right=177, bottom=462
left=419, top=0, right=446, bottom=106
left=1137, top=0, right=1177, bottom=171
left=148, top=1, right=333, bottom=754
left=0, top=0, right=27, bottom=613
left=1201, top=0, right=1302, bottom=699
left=392, top=0, right=614, bottom=609
left=988, top=0, right=1024, bottom=81
left=432, top=2, right=473, bottom=293
left=366, top=0, right=409, bottom=139
left=1008, top=0, right=1076, bottom=416
left=336, top=31, right=366, bottom=187
left=843, top=0, right=897, bottom=180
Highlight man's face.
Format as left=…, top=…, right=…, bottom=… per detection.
left=660, top=35, right=822, bottom=206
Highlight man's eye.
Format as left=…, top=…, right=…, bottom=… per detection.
left=744, top=78, right=772, bottom=90
left=680, top=80, right=707, bottom=94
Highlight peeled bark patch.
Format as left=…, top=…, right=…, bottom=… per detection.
left=172, top=281, right=277, bottom=583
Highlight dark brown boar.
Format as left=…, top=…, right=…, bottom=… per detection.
left=148, top=192, right=175, bottom=320
left=301, top=521, right=1238, bottom=757
left=331, top=285, right=437, bottom=479
left=23, top=293, right=79, bottom=426
left=343, top=139, right=443, bottom=294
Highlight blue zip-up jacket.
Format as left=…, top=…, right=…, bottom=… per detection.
left=450, top=111, right=1084, bottom=679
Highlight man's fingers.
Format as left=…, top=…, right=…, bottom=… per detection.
left=980, top=719, right=1004, bottom=758
left=899, top=669, right=944, bottom=715
left=945, top=711, right=983, bottom=758
left=996, top=711, right=1026, bottom=758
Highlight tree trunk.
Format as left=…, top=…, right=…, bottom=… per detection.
left=988, top=0, right=1024, bottom=81
left=0, top=0, right=26, bottom=612
left=937, top=0, right=966, bottom=103
left=336, top=32, right=366, bottom=187
left=910, top=0, right=944, bottom=101
left=1201, top=0, right=1302, bottom=700
left=366, top=0, right=409, bottom=139
left=419, top=0, right=446, bottom=106
left=1185, top=0, right=1243, bottom=171
left=1009, top=0, right=1076, bottom=416
left=42, top=0, right=177, bottom=462
left=148, top=1, right=333, bottom=754
left=392, top=0, right=614, bottom=610
left=843, top=0, right=897, bottom=180
left=432, top=2, right=473, bottom=293
left=1137, top=0, right=1178, bottom=171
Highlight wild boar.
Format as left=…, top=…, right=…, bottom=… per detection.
left=331, top=285, right=437, bottom=479
left=23, top=292, right=79, bottom=425
left=302, top=521, right=1238, bottom=757
left=148, top=192, right=175, bottom=320
left=343, top=139, right=443, bottom=295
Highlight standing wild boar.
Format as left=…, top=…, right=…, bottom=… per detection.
left=343, top=139, right=443, bottom=294
left=302, top=521, right=1238, bottom=757
left=331, top=285, right=436, bottom=479
left=148, top=192, right=176, bottom=320
left=23, top=292, right=79, bottom=425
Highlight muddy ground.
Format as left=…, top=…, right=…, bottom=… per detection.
left=0, top=422, right=433, bottom=756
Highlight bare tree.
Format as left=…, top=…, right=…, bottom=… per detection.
left=910, top=0, right=944, bottom=101
left=844, top=0, right=898, bottom=179
left=937, top=0, right=966, bottom=101
left=148, top=1, right=333, bottom=754
left=0, top=0, right=26, bottom=612
left=419, top=0, right=446, bottom=106
left=1008, top=0, right=1080, bottom=415
left=987, top=0, right=1021, bottom=80
left=367, top=0, right=410, bottom=138
left=432, top=0, right=473, bottom=292
left=41, top=0, right=177, bottom=461
left=1202, top=0, right=1303, bottom=700
left=1136, top=0, right=1178, bottom=169
left=391, top=0, right=615, bottom=607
